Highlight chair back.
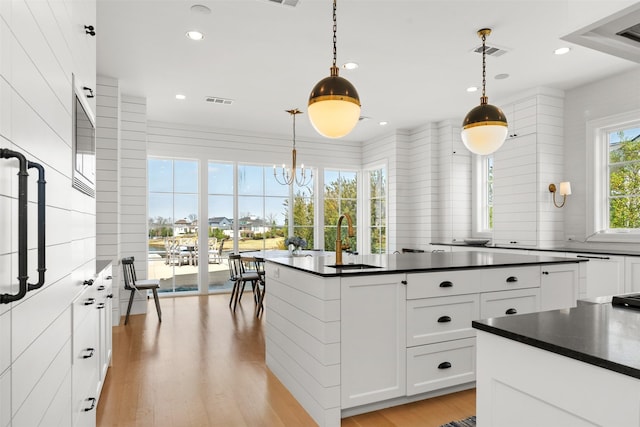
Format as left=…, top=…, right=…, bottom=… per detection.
left=121, top=256, right=137, bottom=290
left=228, top=254, right=242, bottom=281
left=218, top=238, right=227, bottom=255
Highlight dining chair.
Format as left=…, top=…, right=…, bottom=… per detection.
left=253, top=256, right=266, bottom=317
left=227, top=254, right=262, bottom=312
left=121, top=256, right=162, bottom=325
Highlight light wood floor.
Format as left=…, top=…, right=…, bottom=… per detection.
left=97, top=294, right=475, bottom=427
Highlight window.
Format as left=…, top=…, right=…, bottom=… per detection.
left=148, top=158, right=199, bottom=293
left=368, top=167, right=386, bottom=254
left=472, top=155, right=493, bottom=236
left=292, top=179, right=315, bottom=249
left=324, top=170, right=357, bottom=252
left=588, top=110, right=640, bottom=241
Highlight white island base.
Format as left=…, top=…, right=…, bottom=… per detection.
left=476, top=331, right=640, bottom=426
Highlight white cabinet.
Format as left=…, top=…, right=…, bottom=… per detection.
left=341, top=274, right=406, bottom=409
left=565, top=253, right=624, bottom=298
left=96, top=265, right=113, bottom=396
left=492, top=133, right=538, bottom=247
left=624, top=256, right=640, bottom=293
left=480, top=288, right=540, bottom=319
left=540, top=263, right=579, bottom=311
left=503, top=97, right=537, bottom=139
left=407, top=294, right=479, bottom=346
left=0, top=370, right=9, bottom=427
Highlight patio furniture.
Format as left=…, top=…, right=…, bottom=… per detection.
left=209, top=238, right=227, bottom=264
left=122, top=256, right=162, bottom=325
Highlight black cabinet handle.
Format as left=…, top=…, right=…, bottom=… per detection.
left=577, top=255, right=610, bottom=260
left=439, top=281, right=453, bottom=288
left=96, top=302, right=105, bottom=310
left=542, top=271, right=549, bottom=275
left=83, top=397, right=97, bottom=412
left=106, top=276, right=112, bottom=280
left=84, top=298, right=95, bottom=306
left=84, top=279, right=94, bottom=286
left=82, top=348, right=95, bottom=359
left=437, top=315, right=451, bottom=323
left=107, top=294, right=113, bottom=299
left=506, top=308, right=518, bottom=315
left=401, top=280, right=407, bottom=285
left=506, top=276, right=518, bottom=283
left=97, top=285, right=105, bottom=291
left=438, top=362, right=452, bottom=369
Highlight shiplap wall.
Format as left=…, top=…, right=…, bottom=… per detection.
left=96, top=76, right=120, bottom=325
left=0, top=0, right=96, bottom=425
left=406, top=125, right=434, bottom=251
left=118, top=96, right=149, bottom=318
left=564, top=68, right=640, bottom=249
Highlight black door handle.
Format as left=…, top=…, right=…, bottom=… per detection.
left=84, top=279, right=94, bottom=286
left=82, top=348, right=95, bottom=359
left=506, top=276, right=518, bottom=283
left=438, top=362, right=452, bottom=369
left=401, top=280, right=408, bottom=285
left=505, top=308, right=518, bottom=315
left=83, top=397, right=97, bottom=412
left=437, top=315, right=452, bottom=323
left=439, top=281, right=453, bottom=288
left=84, top=298, right=95, bottom=306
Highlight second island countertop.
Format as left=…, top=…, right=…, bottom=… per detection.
left=265, top=250, right=586, bottom=277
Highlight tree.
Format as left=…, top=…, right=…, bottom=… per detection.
left=609, top=132, right=640, bottom=228
left=323, top=176, right=357, bottom=251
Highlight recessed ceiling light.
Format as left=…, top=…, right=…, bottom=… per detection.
left=342, top=62, right=359, bottom=70
left=190, top=4, right=211, bottom=14
left=467, top=86, right=478, bottom=93
left=494, top=73, right=509, bottom=80
left=186, top=31, right=204, bottom=41
left=554, top=47, right=571, bottom=55
left=176, top=94, right=186, bottom=100
left=379, top=121, right=388, bottom=126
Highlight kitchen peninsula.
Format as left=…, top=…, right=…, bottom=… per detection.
left=264, top=251, right=586, bottom=427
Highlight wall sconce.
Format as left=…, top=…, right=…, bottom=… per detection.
left=549, top=181, right=571, bottom=208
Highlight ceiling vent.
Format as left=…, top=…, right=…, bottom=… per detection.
left=562, top=3, right=640, bottom=63
left=472, top=44, right=508, bottom=57
left=263, top=0, right=299, bottom=7
left=205, top=96, right=234, bottom=105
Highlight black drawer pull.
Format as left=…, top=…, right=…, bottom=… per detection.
left=84, top=298, right=95, bottom=306
left=505, top=308, right=518, bottom=315
left=439, top=281, right=453, bottom=288
left=506, top=276, right=518, bottom=283
left=438, top=362, right=452, bottom=370
left=82, top=348, right=95, bottom=359
left=107, top=293, right=113, bottom=299
left=437, top=315, right=452, bottom=323
left=401, top=280, right=408, bottom=285
left=96, top=302, right=105, bottom=310
left=542, top=271, right=549, bottom=275
left=83, top=397, right=97, bottom=412
left=83, top=279, right=94, bottom=286
left=106, top=276, right=112, bottom=280
left=97, top=285, right=105, bottom=291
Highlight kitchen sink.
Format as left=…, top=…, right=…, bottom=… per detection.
left=326, top=263, right=382, bottom=270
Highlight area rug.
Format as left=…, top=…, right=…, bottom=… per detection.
left=439, top=415, right=476, bottom=427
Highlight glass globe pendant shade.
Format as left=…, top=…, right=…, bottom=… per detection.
left=461, top=99, right=508, bottom=155
left=308, top=66, right=361, bottom=139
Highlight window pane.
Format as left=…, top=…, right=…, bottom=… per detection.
left=609, top=127, right=640, bottom=164
left=324, top=169, right=358, bottom=251
left=238, top=165, right=264, bottom=195
left=266, top=167, right=293, bottom=197
left=208, top=163, right=233, bottom=195
left=148, top=158, right=173, bottom=193
left=174, top=160, right=198, bottom=193
left=610, top=196, right=640, bottom=228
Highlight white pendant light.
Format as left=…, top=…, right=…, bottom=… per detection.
left=308, top=0, right=361, bottom=139
left=461, top=28, right=508, bottom=155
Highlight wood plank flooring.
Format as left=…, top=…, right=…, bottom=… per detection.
left=97, top=294, right=475, bottom=427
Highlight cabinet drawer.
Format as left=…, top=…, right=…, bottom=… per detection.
left=406, top=337, right=476, bottom=396
left=73, top=286, right=98, bottom=331
left=480, top=288, right=540, bottom=319
left=407, top=294, right=479, bottom=347
left=482, top=266, right=540, bottom=292
left=407, top=270, right=481, bottom=299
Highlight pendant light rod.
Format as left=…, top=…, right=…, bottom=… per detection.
left=479, top=28, right=490, bottom=103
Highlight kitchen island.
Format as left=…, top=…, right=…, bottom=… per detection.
left=473, top=300, right=640, bottom=426
left=264, top=251, right=586, bottom=427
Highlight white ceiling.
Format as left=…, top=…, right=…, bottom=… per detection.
left=96, top=0, right=640, bottom=143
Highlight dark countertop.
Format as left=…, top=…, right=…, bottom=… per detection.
left=473, top=302, right=640, bottom=380
left=265, top=251, right=586, bottom=277
left=431, top=242, right=640, bottom=257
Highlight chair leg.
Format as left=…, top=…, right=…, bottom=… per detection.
left=125, top=289, right=135, bottom=325
left=152, top=288, right=162, bottom=322
left=229, top=279, right=239, bottom=309
left=256, top=282, right=265, bottom=317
